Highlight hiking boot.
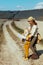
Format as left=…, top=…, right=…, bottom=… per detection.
left=31, top=54, right=39, bottom=59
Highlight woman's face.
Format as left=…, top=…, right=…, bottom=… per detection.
left=28, top=20, right=33, bottom=25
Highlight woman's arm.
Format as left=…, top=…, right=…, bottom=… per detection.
left=30, top=25, right=38, bottom=37
left=26, top=25, right=38, bottom=41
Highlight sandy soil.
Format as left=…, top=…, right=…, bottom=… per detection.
left=0, top=20, right=43, bottom=65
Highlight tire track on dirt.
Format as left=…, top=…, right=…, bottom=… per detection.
left=2, top=21, right=31, bottom=65
left=6, top=25, right=24, bottom=52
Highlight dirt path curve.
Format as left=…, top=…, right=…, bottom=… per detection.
left=0, top=21, right=31, bottom=65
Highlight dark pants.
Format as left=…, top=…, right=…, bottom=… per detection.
left=30, top=36, right=38, bottom=54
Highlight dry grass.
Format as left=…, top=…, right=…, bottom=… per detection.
left=0, top=27, right=5, bottom=44
left=0, top=19, right=7, bottom=44
left=0, top=26, right=5, bottom=52
left=11, top=22, right=24, bottom=34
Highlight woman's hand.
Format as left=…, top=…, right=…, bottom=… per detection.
left=26, top=35, right=31, bottom=41
left=22, top=38, right=26, bottom=42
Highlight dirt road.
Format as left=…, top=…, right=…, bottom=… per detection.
left=0, top=20, right=43, bottom=65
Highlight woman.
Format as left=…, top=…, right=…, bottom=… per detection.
left=23, top=16, right=39, bottom=60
